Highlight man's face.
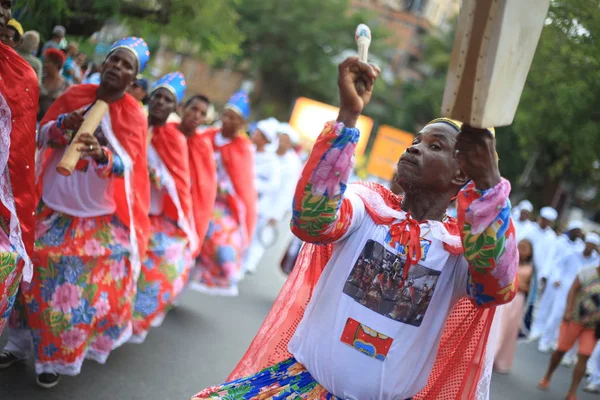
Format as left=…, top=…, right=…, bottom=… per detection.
left=101, top=49, right=137, bottom=93
left=67, top=44, right=78, bottom=56
left=519, top=209, right=531, bottom=222
left=585, top=241, right=597, bottom=254
left=395, top=123, right=462, bottom=192
left=0, top=26, right=16, bottom=48
left=278, top=133, right=292, bottom=151
left=251, top=129, right=269, bottom=148
left=148, top=88, right=176, bottom=125
left=539, top=217, right=551, bottom=229
left=0, top=1, right=11, bottom=29
left=221, top=108, right=244, bottom=135
left=182, top=98, right=209, bottom=131
left=569, top=228, right=584, bottom=241
left=76, top=53, right=86, bottom=66
left=127, top=83, right=147, bottom=102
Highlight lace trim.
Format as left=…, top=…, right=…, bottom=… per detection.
left=0, top=92, right=32, bottom=281
left=347, top=184, right=463, bottom=248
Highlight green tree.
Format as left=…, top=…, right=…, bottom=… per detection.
left=511, top=0, right=600, bottom=205
left=234, top=0, right=389, bottom=119
left=14, top=0, right=244, bottom=65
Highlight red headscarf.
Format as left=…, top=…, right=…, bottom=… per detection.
left=0, top=43, right=38, bottom=281
left=228, top=182, right=494, bottom=399
left=186, top=127, right=217, bottom=255
left=39, top=84, right=150, bottom=267
left=205, top=127, right=257, bottom=244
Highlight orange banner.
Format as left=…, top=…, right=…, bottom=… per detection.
left=289, top=97, right=373, bottom=156
left=367, top=125, right=414, bottom=180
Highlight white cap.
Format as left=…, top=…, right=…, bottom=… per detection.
left=567, top=220, right=584, bottom=231
left=540, top=207, right=558, bottom=222
left=255, top=118, right=279, bottom=143
left=518, top=200, right=533, bottom=212
left=278, top=122, right=300, bottom=144
left=585, top=232, right=600, bottom=246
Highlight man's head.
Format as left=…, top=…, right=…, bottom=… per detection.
left=128, top=76, right=148, bottom=102
left=19, top=30, right=40, bottom=54
left=101, top=37, right=150, bottom=96
left=222, top=90, right=250, bottom=138
left=0, top=0, right=12, bottom=29
left=43, top=48, right=66, bottom=75
left=395, top=120, right=468, bottom=198
left=252, top=118, right=279, bottom=149
left=66, top=41, right=78, bottom=57
left=0, top=18, right=22, bottom=48
left=149, top=71, right=187, bottom=127
left=567, top=220, right=585, bottom=241
left=76, top=51, right=86, bottom=66
left=584, top=233, right=600, bottom=255
left=181, top=95, right=209, bottom=132
left=51, top=25, right=66, bottom=42
left=538, top=207, right=557, bottom=229
left=148, top=88, right=177, bottom=126
left=516, top=200, right=533, bottom=222
left=277, top=123, right=299, bottom=153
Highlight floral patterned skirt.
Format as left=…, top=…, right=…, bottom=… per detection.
left=131, top=215, right=190, bottom=343
left=191, top=358, right=340, bottom=400
left=14, top=203, right=134, bottom=376
left=190, top=197, right=244, bottom=296
left=0, top=251, right=20, bottom=334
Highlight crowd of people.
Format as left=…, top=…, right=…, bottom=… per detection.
left=0, top=14, right=302, bottom=390
left=491, top=200, right=600, bottom=399
left=0, top=8, right=599, bottom=400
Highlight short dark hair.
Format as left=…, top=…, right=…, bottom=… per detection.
left=184, top=94, right=210, bottom=108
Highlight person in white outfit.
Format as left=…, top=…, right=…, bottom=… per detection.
left=538, top=232, right=599, bottom=354
left=527, top=207, right=558, bottom=340
left=244, top=118, right=282, bottom=274
left=512, top=200, right=535, bottom=242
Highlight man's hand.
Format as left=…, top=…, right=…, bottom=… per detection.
left=336, top=57, right=380, bottom=128
left=76, top=132, right=107, bottom=163
left=63, top=111, right=84, bottom=132
left=455, top=125, right=501, bottom=191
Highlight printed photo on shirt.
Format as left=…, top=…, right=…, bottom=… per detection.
left=343, top=240, right=441, bottom=327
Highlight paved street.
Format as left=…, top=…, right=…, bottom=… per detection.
left=0, top=258, right=597, bottom=400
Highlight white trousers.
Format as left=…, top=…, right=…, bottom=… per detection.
left=4, top=327, right=32, bottom=359
left=539, top=288, right=569, bottom=349
left=531, top=284, right=558, bottom=338
left=243, top=217, right=268, bottom=274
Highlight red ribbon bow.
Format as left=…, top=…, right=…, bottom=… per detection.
left=389, top=215, right=422, bottom=280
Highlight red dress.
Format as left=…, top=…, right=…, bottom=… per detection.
left=0, top=43, right=38, bottom=333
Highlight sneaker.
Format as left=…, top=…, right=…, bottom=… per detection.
left=0, top=350, right=24, bottom=369
left=538, top=343, right=552, bottom=354
left=36, top=373, right=60, bottom=389
left=561, top=357, right=576, bottom=367
left=583, top=383, right=600, bottom=394
left=537, top=378, right=550, bottom=391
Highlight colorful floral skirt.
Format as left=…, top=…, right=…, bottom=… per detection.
left=190, top=197, right=244, bottom=296
left=192, top=358, right=339, bottom=400
left=14, top=203, right=134, bottom=376
left=131, top=215, right=190, bottom=343
left=0, top=251, right=20, bottom=334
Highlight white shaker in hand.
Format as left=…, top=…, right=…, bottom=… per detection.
left=355, top=24, right=371, bottom=62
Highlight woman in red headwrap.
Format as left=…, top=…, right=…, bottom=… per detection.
left=0, top=37, right=150, bottom=388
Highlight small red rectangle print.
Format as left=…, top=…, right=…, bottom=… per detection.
left=340, top=318, right=392, bottom=361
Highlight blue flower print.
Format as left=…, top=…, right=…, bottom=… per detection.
left=43, top=344, right=59, bottom=358
left=134, top=285, right=159, bottom=316
left=468, top=282, right=495, bottom=306
left=71, top=299, right=96, bottom=325
left=104, top=326, right=124, bottom=340
left=40, top=221, right=69, bottom=247
left=26, top=298, right=40, bottom=314
left=62, top=256, right=85, bottom=284
left=40, top=277, right=60, bottom=302
left=216, top=246, right=237, bottom=264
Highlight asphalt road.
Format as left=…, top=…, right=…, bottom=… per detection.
left=0, top=258, right=596, bottom=400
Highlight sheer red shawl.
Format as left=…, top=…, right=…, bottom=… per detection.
left=0, top=44, right=38, bottom=280
left=39, top=84, right=150, bottom=260
left=206, top=128, right=257, bottom=243
left=186, top=127, right=217, bottom=255
left=228, top=182, right=494, bottom=399
left=153, top=123, right=193, bottom=227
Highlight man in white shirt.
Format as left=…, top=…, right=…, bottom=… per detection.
left=512, top=199, right=534, bottom=242
left=244, top=118, right=281, bottom=274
